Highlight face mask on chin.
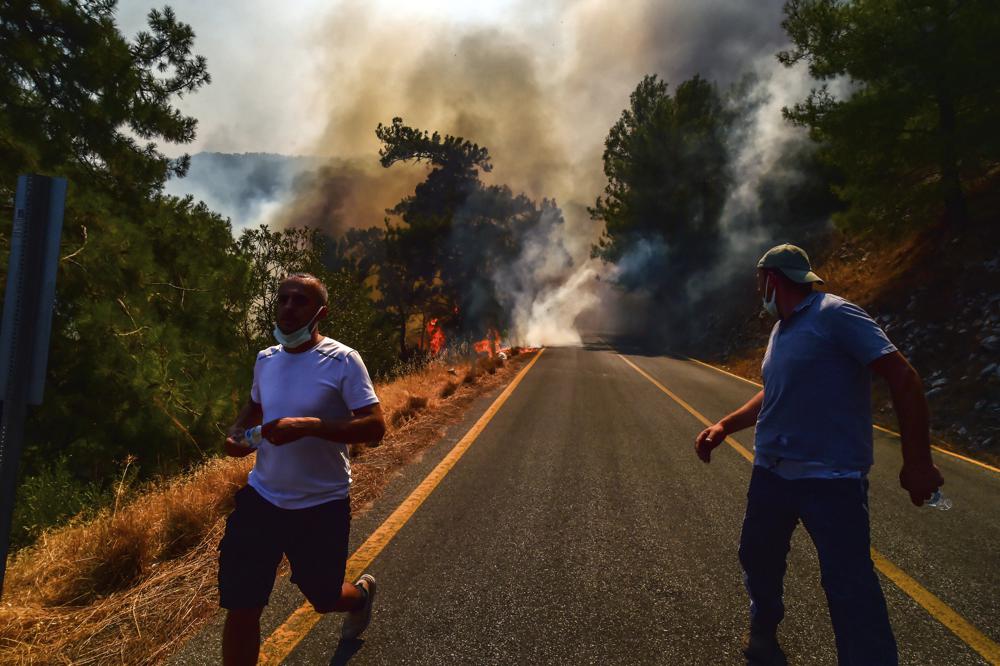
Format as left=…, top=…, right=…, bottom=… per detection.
left=762, top=276, right=779, bottom=319
left=273, top=307, right=323, bottom=349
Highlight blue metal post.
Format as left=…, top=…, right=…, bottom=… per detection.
left=0, top=175, right=67, bottom=596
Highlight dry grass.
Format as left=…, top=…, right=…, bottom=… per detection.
left=438, top=380, right=459, bottom=399
left=0, top=353, right=535, bottom=664
left=0, top=457, right=250, bottom=664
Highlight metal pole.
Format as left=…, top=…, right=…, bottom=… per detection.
left=0, top=175, right=66, bottom=597
left=0, top=399, right=27, bottom=592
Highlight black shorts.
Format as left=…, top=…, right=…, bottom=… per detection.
left=218, top=485, right=351, bottom=610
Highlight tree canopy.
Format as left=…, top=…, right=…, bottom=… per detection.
left=779, top=0, right=1000, bottom=230
left=589, top=74, right=731, bottom=291
left=0, top=3, right=396, bottom=547
left=0, top=1, right=209, bottom=199
left=376, top=118, right=569, bottom=351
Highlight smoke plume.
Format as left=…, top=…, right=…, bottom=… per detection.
left=147, top=0, right=816, bottom=345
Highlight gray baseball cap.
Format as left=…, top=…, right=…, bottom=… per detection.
left=757, top=244, right=824, bottom=284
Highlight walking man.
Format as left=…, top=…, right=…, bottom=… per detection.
left=219, top=273, right=386, bottom=665
left=695, top=244, right=944, bottom=666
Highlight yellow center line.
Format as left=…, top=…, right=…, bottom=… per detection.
left=258, top=349, right=545, bottom=665
left=619, top=355, right=752, bottom=463
left=684, top=354, right=1000, bottom=475
left=619, top=353, right=1000, bottom=665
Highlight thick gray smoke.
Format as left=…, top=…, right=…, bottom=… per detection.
left=685, top=56, right=826, bottom=305
left=135, top=0, right=814, bottom=345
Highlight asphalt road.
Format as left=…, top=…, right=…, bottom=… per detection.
left=169, top=343, right=1000, bottom=665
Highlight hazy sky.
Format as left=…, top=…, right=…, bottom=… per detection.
left=116, top=1, right=564, bottom=157
left=116, top=1, right=790, bottom=174
left=120, top=1, right=800, bottom=251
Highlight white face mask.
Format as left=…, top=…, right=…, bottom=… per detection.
left=273, top=308, right=323, bottom=349
left=762, top=276, right=779, bottom=319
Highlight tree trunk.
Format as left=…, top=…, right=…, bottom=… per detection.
left=398, top=313, right=408, bottom=358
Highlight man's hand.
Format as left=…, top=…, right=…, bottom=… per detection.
left=261, top=417, right=320, bottom=445
left=224, top=427, right=254, bottom=458
left=695, top=423, right=727, bottom=463
left=899, top=462, right=944, bottom=506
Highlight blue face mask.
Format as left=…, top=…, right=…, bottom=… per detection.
left=273, top=307, right=323, bottom=349
left=762, top=276, right=779, bottom=319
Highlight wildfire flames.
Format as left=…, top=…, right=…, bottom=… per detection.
left=426, top=318, right=446, bottom=355
left=423, top=318, right=506, bottom=358
left=473, top=330, right=502, bottom=356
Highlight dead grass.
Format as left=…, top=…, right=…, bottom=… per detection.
left=389, top=394, right=430, bottom=429
left=0, top=353, right=535, bottom=664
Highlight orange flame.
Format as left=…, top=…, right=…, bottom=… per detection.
left=426, top=318, right=445, bottom=355
left=473, top=329, right=502, bottom=356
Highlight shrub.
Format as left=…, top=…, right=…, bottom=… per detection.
left=11, top=456, right=118, bottom=551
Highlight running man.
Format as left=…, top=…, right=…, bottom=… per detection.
left=219, top=273, right=386, bottom=665
left=695, top=244, right=944, bottom=666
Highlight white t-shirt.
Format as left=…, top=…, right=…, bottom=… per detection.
left=247, top=337, right=379, bottom=509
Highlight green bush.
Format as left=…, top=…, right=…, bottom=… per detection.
left=10, top=456, right=117, bottom=550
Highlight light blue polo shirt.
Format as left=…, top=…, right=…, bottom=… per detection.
left=755, top=292, right=897, bottom=474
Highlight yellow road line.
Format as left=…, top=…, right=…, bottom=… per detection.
left=870, top=552, right=1000, bottom=664
left=620, top=353, right=1000, bottom=665
left=685, top=355, right=764, bottom=389
left=619, top=356, right=752, bottom=463
left=258, top=349, right=545, bottom=664
left=684, top=355, right=1000, bottom=475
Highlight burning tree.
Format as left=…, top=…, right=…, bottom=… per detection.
left=374, top=117, right=561, bottom=355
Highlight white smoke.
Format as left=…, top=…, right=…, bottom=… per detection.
left=684, top=57, right=820, bottom=304
left=721, top=57, right=815, bottom=237
left=128, top=0, right=805, bottom=344
left=512, top=262, right=602, bottom=347
left=492, top=203, right=603, bottom=347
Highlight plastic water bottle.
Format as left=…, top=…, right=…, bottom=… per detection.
left=238, top=425, right=263, bottom=449
left=926, top=489, right=952, bottom=511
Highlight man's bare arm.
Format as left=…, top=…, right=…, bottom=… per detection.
left=695, top=390, right=765, bottom=463
left=261, top=404, right=387, bottom=446
left=312, top=403, right=386, bottom=444
left=224, top=399, right=263, bottom=457
left=870, top=351, right=943, bottom=505
left=232, top=399, right=264, bottom=431
left=719, top=389, right=765, bottom=435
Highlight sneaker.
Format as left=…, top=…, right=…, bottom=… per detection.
left=742, top=629, right=787, bottom=666
left=341, top=574, right=376, bottom=640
